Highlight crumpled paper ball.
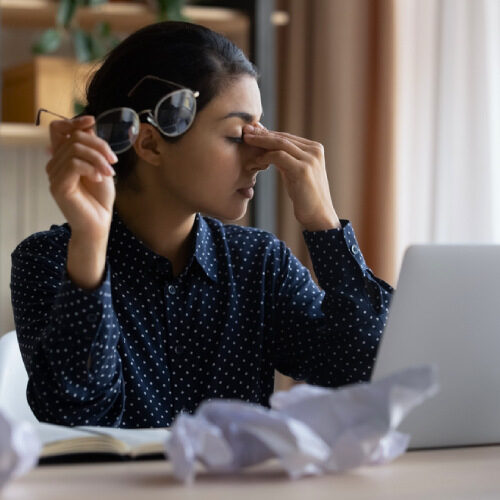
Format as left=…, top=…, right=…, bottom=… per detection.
left=0, top=410, right=41, bottom=490
left=164, top=365, right=439, bottom=483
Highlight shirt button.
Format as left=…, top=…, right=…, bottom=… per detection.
left=351, top=244, right=360, bottom=255
left=86, top=313, right=98, bottom=323
left=174, top=345, right=185, bottom=355
left=168, top=285, right=176, bottom=295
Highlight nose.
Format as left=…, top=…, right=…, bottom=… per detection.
left=238, top=121, right=267, bottom=174
left=243, top=144, right=267, bottom=174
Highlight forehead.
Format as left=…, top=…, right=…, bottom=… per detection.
left=203, top=76, right=263, bottom=123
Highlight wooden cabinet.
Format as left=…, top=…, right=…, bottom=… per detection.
left=2, top=57, right=95, bottom=123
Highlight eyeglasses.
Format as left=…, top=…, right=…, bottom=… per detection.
left=35, top=75, right=200, bottom=154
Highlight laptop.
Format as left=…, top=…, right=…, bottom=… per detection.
left=371, top=244, right=500, bottom=449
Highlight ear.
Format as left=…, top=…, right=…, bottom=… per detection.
left=132, top=124, right=164, bottom=166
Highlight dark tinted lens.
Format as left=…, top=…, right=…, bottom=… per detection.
left=156, top=90, right=196, bottom=136
left=95, top=108, right=139, bottom=153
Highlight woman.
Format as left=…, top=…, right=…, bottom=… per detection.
left=11, top=21, right=393, bottom=428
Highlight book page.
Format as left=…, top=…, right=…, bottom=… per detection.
left=36, top=422, right=170, bottom=457
left=36, top=422, right=99, bottom=446
left=78, top=426, right=170, bottom=452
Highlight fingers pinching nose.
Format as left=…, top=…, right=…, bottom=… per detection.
left=243, top=123, right=268, bottom=135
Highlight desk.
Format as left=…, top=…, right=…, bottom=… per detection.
left=4, top=446, right=500, bottom=499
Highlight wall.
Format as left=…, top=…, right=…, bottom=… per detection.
left=0, top=138, right=64, bottom=334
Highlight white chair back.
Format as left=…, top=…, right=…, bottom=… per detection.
left=0, top=331, right=37, bottom=423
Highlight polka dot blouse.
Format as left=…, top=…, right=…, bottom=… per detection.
left=10, top=209, right=393, bottom=428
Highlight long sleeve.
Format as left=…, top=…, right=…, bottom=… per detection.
left=10, top=229, right=125, bottom=426
left=270, top=220, right=393, bottom=387
left=9, top=212, right=393, bottom=428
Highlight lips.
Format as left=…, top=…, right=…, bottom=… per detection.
left=237, top=183, right=255, bottom=199
left=238, top=180, right=256, bottom=191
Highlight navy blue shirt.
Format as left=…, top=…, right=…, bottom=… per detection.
left=11, top=209, right=393, bottom=428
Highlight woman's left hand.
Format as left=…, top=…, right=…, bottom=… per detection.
left=243, top=123, right=341, bottom=231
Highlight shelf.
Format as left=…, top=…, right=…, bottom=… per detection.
left=0, top=1, right=288, bottom=136
left=0, top=0, right=250, bottom=34
left=0, top=123, right=48, bottom=146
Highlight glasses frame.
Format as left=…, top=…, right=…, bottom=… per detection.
left=35, top=75, right=200, bottom=153
left=36, top=106, right=141, bottom=155
left=129, top=75, right=200, bottom=139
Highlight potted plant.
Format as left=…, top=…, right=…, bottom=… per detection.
left=33, top=0, right=187, bottom=63
left=29, top=0, right=186, bottom=115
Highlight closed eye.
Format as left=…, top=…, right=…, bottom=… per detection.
left=226, top=136, right=244, bottom=144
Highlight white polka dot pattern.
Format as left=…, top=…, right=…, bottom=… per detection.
left=10, top=209, right=393, bottom=428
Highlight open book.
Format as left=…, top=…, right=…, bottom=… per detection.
left=36, top=422, right=170, bottom=464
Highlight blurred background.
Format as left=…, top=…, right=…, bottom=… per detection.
left=1, top=0, right=499, bottom=336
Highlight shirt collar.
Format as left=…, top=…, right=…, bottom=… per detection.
left=109, top=208, right=218, bottom=283
left=193, top=214, right=219, bottom=283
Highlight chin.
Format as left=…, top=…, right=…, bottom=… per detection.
left=224, top=212, right=247, bottom=222
left=203, top=202, right=248, bottom=222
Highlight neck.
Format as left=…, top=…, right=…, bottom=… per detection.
left=114, top=186, right=196, bottom=277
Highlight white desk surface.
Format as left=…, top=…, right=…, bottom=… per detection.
left=4, top=445, right=500, bottom=500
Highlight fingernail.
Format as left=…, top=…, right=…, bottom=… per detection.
left=108, top=165, right=116, bottom=176
left=110, top=152, right=118, bottom=164
left=244, top=125, right=255, bottom=133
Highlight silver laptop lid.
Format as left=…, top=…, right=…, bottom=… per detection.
left=372, top=244, right=500, bottom=449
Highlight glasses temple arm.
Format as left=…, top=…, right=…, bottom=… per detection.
left=35, top=108, right=70, bottom=126
left=127, top=75, right=194, bottom=98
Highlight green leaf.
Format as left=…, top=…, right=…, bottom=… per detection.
left=56, top=0, right=78, bottom=28
left=167, top=7, right=188, bottom=22
left=101, top=34, right=121, bottom=56
left=32, top=29, right=62, bottom=54
left=84, top=0, right=107, bottom=5
left=156, top=0, right=187, bottom=22
left=156, top=0, right=168, bottom=20
left=95, top=21, right=111, bottom=38
left=73, top=99, right=86, bottom=116
left=88, top=35, right=107, bottom=60
left=73, top=29, right=92, bottom=62
left=108, top=35, right=121, bottom=49
left=89, top=22, right=118, bottom=60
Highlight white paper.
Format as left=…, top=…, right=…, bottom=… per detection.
left=165, top=402, right=330, bottom=482
left=0, top=410, right=41, bottom=490
left=164, top=365, right=439, bottom=482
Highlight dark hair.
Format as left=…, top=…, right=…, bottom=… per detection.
left=83, top=21, right=259, bottom=186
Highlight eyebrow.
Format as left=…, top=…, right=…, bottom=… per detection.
left=219, top=111, right=264, bottom=123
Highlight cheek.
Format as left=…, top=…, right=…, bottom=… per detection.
left=197, top=139, right=241, bottom=174
left=168, top=133, right=241, bottom=188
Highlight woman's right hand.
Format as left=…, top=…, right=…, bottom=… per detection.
left=46, top=115, right=118, bottom=241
